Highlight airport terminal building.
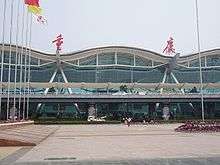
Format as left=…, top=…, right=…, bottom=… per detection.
left=0, top=44, right=220, bottom=121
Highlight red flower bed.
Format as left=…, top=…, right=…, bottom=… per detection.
left=175, top=121, right=220, bottom=133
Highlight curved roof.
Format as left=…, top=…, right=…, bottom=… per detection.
left=0, top=44, right=56, bottom=62
left=1, top=44, right=220, bottom=65
left=178, top=48, right=220, bottom=63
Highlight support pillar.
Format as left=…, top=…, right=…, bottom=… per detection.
left=36, top=69, right=58, bottom=111
left=60, top=67, right=72, bottom=94
left=162, top=103, right=170, bottom=121
left=87, top=104, right=96, bottom=121
left=149, top=103, right=156, bottom=120
left=160, top=69, right=167, bottom=94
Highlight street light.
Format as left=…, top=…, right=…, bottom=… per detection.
left=195, top=0, right=205, bottom=122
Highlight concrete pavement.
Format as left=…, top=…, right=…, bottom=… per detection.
left=0, top=124, right=59, bottom=146
left=10, top=124, right=220, bottom=165
left=0, top=147, right=22, bottom=160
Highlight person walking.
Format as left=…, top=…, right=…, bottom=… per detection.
left=127, top=117, right=132, bottom=127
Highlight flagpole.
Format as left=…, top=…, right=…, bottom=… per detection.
left=18, top=1, right=25, bottom=121
left=195, top=0, right=205, bottom=122
left=13, top=0, right=21, bottom=121
left=27, top=14, right=33, bottom=120
left=0, top=0, right=7, bottom=121
left=7, top=0, right=15, bottom=121
left=23, top=10, right=30, bottom=120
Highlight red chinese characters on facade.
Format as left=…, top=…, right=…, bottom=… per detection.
left=163, top=37, right=176, bottom=55
left=52, top=34, right=64, bottom=52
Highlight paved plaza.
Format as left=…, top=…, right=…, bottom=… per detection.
left=1, top=124, right=220, bottom=164
left=0, top=124, right=59, bottom=146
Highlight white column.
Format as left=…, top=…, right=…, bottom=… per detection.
left=170, top=72, right=184, bottom=93
left=133, top=55, right=136, bottom=67
left=44, top=69, right=58, bottom=94
left=160, top=69, right=167, bottom=94
left=96, top=54, right=99, bottom=66
left=205, top=56, right=207, bottom=67
left=60, top=67, right=72, bottom=94
left=36, top=69, right=58, bottom=111
left=115, top=52, right=117, bottom=65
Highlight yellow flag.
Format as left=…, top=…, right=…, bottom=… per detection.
left=28, top=5, right=42, bottom=15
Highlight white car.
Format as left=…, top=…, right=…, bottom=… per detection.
left=138, top=92, right=146, bottom=95
left=112, top=91, right=128, bottom=95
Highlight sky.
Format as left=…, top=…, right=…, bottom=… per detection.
left=0, top=0, right=220, bottom=55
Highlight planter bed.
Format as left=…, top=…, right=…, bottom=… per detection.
left=175, top=121, right=220, bottom=133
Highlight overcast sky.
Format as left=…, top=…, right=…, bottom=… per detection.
left=0, top=0, right=220, bottom=55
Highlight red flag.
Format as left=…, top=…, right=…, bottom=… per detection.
left=27, top=5, right=42, bottom=15
left=25, top=0, right=40, bottom=7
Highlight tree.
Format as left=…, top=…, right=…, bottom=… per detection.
left=48, top=87, right=56, bottom=93
left=119, top=85, right=128, bottom=93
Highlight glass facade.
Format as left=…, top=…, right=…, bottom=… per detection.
left=1, top=45, right=220, bottom=121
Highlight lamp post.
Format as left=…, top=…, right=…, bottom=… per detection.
left=195, top=0, right=205, bottom=122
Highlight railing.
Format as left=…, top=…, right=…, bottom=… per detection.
left=1, top=93, right=220, bottom=97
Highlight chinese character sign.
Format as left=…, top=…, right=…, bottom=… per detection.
left=52, top=34, right=64, bottom=53
left=163, top=37, right=176, bottom=55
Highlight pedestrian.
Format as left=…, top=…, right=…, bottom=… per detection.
left=127, top=117, right=132, bottom=127
left=124, top=117, right=128, bottom=125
